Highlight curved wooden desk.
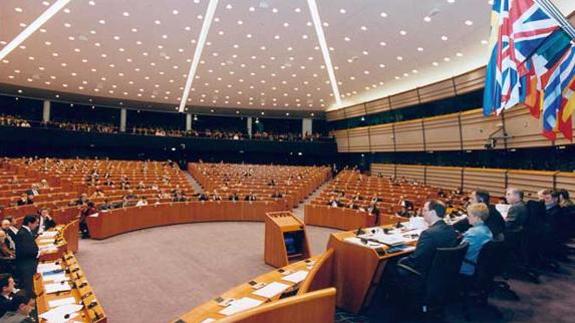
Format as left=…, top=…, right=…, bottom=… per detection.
left=86, top=201, right=287, bottom=240
left=173, top=250, right=334, bottom=323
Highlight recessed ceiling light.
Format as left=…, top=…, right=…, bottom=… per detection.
left=444, top=57, right=451, bottom=61
left=172, top=10, right=179, bottom=15
left=465, top=20, right=473, bottom=26
left=14, top=8, right=23, bottom=13
left=396, top=56, right=403, bottom=61
left=441, top=35, right=448, bottom=41
left=379, top=41, right=387, bottom=46
left=339, top=9, right=346, bottom=14
left=360, top=26, right=367, bottom=31
left=295, top=8, right=301, bottom=13
left=98, top=20, right=106, bottom=24
left=424, top=16, right=431, bottom=22
left=380, top=12, right=388, bottom=18
left=226, top=4, right=232, bottom=9
left=122, top=12, right=130, bottom=17
left=456, top=52, right=463, bottom=57
left=481, top=39, right=488, bottom=45
left=400, top=30, right=407, bottom=35
left=417, top=47, right=424, bottom=51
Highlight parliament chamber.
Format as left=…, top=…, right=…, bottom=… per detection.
left=1, top=1, right=575, bottom=322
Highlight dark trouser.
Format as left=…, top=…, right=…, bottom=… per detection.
left=80, top=220, right=90, bottom=238
left=381, top=258, right=424, bottom=304
left=16, top=261, right=37, bottom=296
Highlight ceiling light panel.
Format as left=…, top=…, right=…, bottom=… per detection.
left=0, top=0, right=207, bottom=111
left=190, top=0, right=331, bottom=110
left=318, top=0, right=491, bottom=109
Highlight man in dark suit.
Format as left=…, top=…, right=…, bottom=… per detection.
left=454, top=190, right=505, bottom=240
left=397, top=200, right=458, bottom=278
left=505, top=188, right=528, bottom=232
left=0, top=274, right=15, bottom=318
left=14, top=215, right=39, bottom=296
left=35, top=208, right=56, bottom=235
left=381, top=199, right=458, bottom=307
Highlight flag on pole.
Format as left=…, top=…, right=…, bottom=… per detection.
left=484, top=0, right=575, bottom=140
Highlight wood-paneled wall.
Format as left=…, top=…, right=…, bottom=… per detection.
left=333, top=105, right=574, bottom=153
left=326, top=67, right=485, bottom=122
left=370, top=163, right=573, bottom=198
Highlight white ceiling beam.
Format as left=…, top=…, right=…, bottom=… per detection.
left=0, top=0, right=73, bottom=61
left=178, top=0, right=220, bottom=112
left=306, top=0, right=342, bottom=107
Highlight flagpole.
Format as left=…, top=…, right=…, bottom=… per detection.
left=535, top=0, right=575, bottom=40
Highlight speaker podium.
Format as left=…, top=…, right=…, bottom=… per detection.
left=264, top=211, right=311, bottom=268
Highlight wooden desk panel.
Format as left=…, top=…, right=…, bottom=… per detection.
left=86, top=201, right=288, bottom=240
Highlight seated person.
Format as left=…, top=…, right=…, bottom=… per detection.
left=460, top=203, right=493, bottom=276
left=0, top=274, right=16, bottom=318
left=228, top=192, right=239, bottom=201
left=0, top=231, right=14, bottom=258
left=0, top=292, right=35, bottom=323
left=395, top=205, right=415, bottom=218
left=24, top=185, right=39, bottom=197
left=454, top=190, right=505, bottom=240
left=270, top=191, right=283, bottom=199
left=212, top=190, right=223, bottom=201
left=71, top=193, right=89, bottom=206
left=505, top=187, right=527, bottom=232
left=99, top=200, right=113, bottom=211
left=90, top=188, right=106, bottom=199
left=197, top=193, right=208, bottom=201
left=382, top=200, right=458, bottom=299
left=0, top=219, right=17, bottom=251
left=136, top=197, right=148, bottom=207
left=397, top=200, right=458, bottom=277
left=367, top=203, right=381, bottom=225
left=327, top=197, right=342, bottom=207
left=558, top=189, right=573, bottom=207
left=15, top=194, right=32, bottom=207
left=37, top=208, right=56, bottom=234
left=244, top=192, right=257, bottom=201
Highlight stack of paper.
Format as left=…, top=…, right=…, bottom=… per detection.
left=252, top=282, right=290, bottom=298
left=48, top=297, right=77, bottom=308
left=218, top=297, right=263, bottom=316
left=282, top=270, right=308, bottom=284
left=38, top=262, right=62, bottom=274
left=44, top=282, right=72, bottom=294
left=39, top=304, right=83, bottom=322
left=42, top=272, right=67, bottom=283
left=40, top=231, right=58, bottom=238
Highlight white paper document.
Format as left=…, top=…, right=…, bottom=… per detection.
left=48, top=297, right=77, bottom=308
left=252, top=282, right=290, bottom=298
left=200, top=319, right=216, bottom=323
left=38, top=262, right=62, bottom=273
left=40, top=231, right=58, bottom=238
left=218, top=297, right=263, bottom=316
left=43, top=273, right=67, bottom=283
left=282, top=270, right=308, bottom=284
left=44, top=282, right=72, bottom=294
left=39, top=304, right=83, bottom=322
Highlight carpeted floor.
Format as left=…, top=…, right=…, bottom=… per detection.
left=76, top=222, right=338, bottom=322
left=77, top=218, right=575, bottom=323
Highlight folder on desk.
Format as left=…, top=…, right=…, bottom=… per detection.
left=218, top=297, right=263, bottom=316
left=252, top=281, right=290, bottom=298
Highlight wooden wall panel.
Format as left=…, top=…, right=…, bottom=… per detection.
left=370, top=163, right=395, bottom=178
left=424, top=114, right=461, bottom=151
left=389, top=89, right=420, bottom=109
left=394, top=119, right=424, bottom=152
left=347, top=127, right=370, bottom=152
left=507, top=170, right=555, bottom=200
left=332, top=130, right=349, bottom=153
left=454, top=68, right=486, bottom=95
left=365, top=98, right=391, bottom=115
left=326, top=109, right=346, bottom=122
left=463, top=168, right=506, bottom=197
left=369, top=124, right=394, bottom=152
left=504, top=105, right=551, bottom=148
left=418, top=79, right=456, bottom=104
left=426, top=166, right=463, bottom=190
left=460, top=109, right=503, bottom=150
left=396, top=164, right=425, bottom=183
left=344, top=104, right=366, bottom=119
left=555, top=172, right=575, bottom=195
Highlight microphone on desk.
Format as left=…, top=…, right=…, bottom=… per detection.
left=355, top=227, right=364, bottom=236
